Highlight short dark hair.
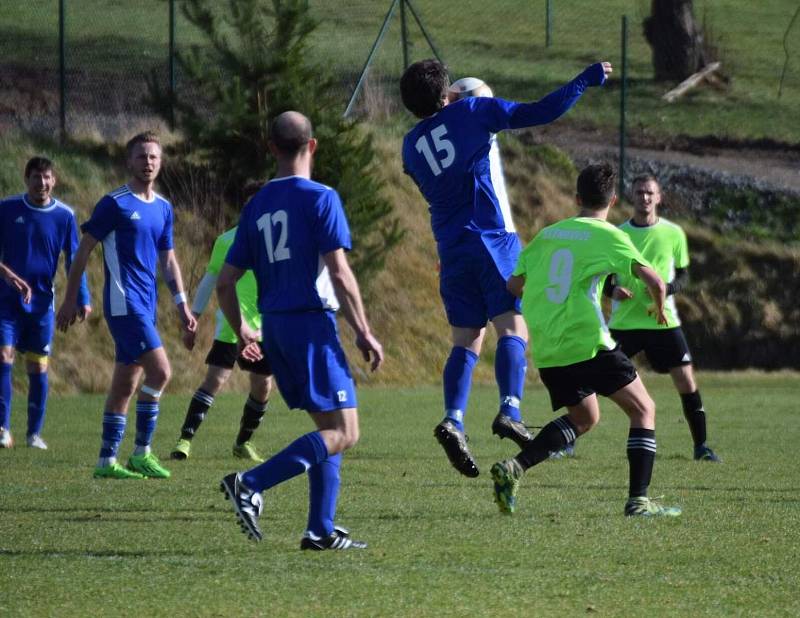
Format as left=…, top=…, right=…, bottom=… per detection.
left=24, top=156, right=55, bottom=179
left=400, top=59, right=450, bottom=118
left=269, top=112, right=313, bottom=156
left=632, top=174, right=660, bottom=188
left=126, top=131, right=161, bottom=158
left=576, top=163, right=617, bottom=208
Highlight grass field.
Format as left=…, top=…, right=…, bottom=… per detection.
left=1, top=373, right=798, bottom=617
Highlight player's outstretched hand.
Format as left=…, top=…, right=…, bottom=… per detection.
left=55, top=303, right=77, bottom=332
left=356, top=331, right=384, bottom=372
left=582, top=61, right=613, bottom=87
left=612, top=286, right=633, bottom=301
left=178, top=304, right=197, bottom=334
left=240, top=341, right=263, bottom=362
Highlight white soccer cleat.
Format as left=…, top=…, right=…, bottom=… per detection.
left=26, top=434, right=48, bottom=450
left=0, top=428, right=13, bottom=448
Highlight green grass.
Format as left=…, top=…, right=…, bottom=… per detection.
left=2, top=374, right=798, bottom=616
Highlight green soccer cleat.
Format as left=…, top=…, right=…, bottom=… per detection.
left=232, top=441, right=265, bottom=463
left=624, top=496, right=682, bottom=518
left=93, top=462, right=146, bottom=480
left=127, top=452, right=171, bottom=479
left=491, top=459, right=523, bottom=515
left=171, top=438, right=192, bottom=460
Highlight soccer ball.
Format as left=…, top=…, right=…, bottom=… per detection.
left=448, top=77, right=494, bottom=102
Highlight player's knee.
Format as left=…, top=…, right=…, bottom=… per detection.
left=148, top=364, right=171, bottom=389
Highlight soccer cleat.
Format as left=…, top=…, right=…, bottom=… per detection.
left=300, top=526, right=367, bottom=551
left=491, top=413, right=534, bottom=447
left=127, top=452, right=171, bottom=479
left=434, top=420, right=479, bottom=478
left=0, top=428, right=13, bottom=448
left=93, top=462, right=146, bottom=480
left=549, top=441, right=576, bottom=460
left=220, top=472, right=264, bottom=542
left=26, top=434, right=48, bottom=450
left=624, top=496, right=682, bottom=518
left=232, top=441, right=265, bottom=463
left=491, top=458, right=523, bottom=514
left=170, top=438, right=192, bottom=460
left=693, top=444, right=721, bottom=462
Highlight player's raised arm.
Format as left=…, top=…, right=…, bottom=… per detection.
left=632, top=262, right=667, bottom=325
left=56, top=233, right=99, bottom=331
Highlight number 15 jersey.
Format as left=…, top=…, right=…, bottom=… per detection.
left=514, top=217, right=650, bottom=369
left=225, top=176, right=352, bottom=315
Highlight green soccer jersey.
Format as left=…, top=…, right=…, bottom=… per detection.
left=514, top=217, right=651, bottom=369
left=206, top=227, right=261, bottom=344
left=608, top=217, right=689, bottom=330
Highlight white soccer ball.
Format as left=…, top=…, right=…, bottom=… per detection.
left=448, top=77, right=494, bottom=102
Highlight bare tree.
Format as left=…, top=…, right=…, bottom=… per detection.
left=644, top=0, right=707, bottom=81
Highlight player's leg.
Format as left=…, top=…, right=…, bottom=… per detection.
left=232, top=368, right=272, bottom=463
left=0, top=340, right=15, bottom=448
left=608, top=377, right=681, bottom=517
left=20, top=309, right=55, bottom=449
left=489, top=310, right=533, bottom=446
left=669, top=363, right=717, bottom=460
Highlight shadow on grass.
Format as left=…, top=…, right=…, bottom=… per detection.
left=0, top=548, right=197, bottom=559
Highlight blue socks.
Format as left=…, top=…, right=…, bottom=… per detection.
left=0, top=363, right=11, bottom=430
left=443, top=347, right=478, bottom=431
left=27, top=371, right=48, bottom=437
left=495, top=335, right=527, bottom=422
left=307, top=452, right=343, bottom=537
left=242, top=431, right=328, bottom=493
left=134, top=400, right=159, bottom=452
left=99, top=413, right=127, bottom=461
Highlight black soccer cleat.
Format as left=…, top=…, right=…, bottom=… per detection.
left=219, top=472, right=264, bottom=542
left=300, top=526, right=367, bottom=551
left=434, top=420, right=479, bottom=478
left=491, top=413, right=534, bottom=447
left=693, top=444, right=722, bottom=462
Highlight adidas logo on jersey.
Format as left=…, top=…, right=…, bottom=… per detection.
left=15, top=216, right=24, bottom=224
left=130, top=211, right=141, bottom=220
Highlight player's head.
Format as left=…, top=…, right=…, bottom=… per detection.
left=576, top=163, right=617, bottom=210
left=24, top=156, right=56, bottom=206
left=125, top=131, right=162, bottom=185
left=400, top=59, right=450, bottom=118
left=632, top=174, right=662, bottom=216
left=268, top=111, right=316, bottom=160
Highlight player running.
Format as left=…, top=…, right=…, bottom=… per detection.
left=400, top=58, right=612, bottom=478
left=491, top=164, right=682, bottom=518
left=605, top=175, right=720, bottom=462
left=0, top=157, right=91, bottom=450
left=57, top=132, right=196, bottom=479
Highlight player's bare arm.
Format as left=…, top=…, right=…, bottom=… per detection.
left=216, top=262, right=260, bottom=359
left=0, top=262, right=32, bottom=304
left=322, top=248, right=383, bottom=372
left=56, top=234, right=99, bottom=332
left=158, top=249, right=197, bottom=339
left=632, top=262, right=668, bottom=325
left=507, top=274, right=525, bottom=299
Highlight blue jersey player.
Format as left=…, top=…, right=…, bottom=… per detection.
left=56, top=132, right=197, bottom=479
left=400, top=59, right=612, bottom=477
left=218, top=111, right=383, bottom=550
left=0, top=157, right=91, bottom=450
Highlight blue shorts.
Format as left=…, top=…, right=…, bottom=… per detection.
left=0, top=307, right=54, bottom=355
left=105, top=313, right=163, bottom=365
left=438, top=231, right=521, bottom=328
left=262, top=311, right=357, bottom=412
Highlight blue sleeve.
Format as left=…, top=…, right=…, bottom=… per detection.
left=225, top=209, right=254, bottom=270
left=157, top=202, right=174, bottom=251
left=315, top=190, right=352, bottom=254
left=63, top=214, right=91, bottom=306
left=478, top=63, right=607, bottom=132
left=80, top=195, right=117, bottom=241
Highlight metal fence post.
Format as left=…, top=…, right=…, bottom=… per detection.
left=546, top=0, right=552, bottom=48
left=400, top=0, right=409, bottom=70
left=169, top=0, right=176, bottom=129
left=59, top=0, right=67, bottom=142
left=619, top=15, right=628, bottom=200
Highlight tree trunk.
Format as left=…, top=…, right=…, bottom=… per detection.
left=644, top=0, right=707, bottom=81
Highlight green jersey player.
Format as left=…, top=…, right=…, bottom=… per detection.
left=491, top=164, right=682, bottom=518
left=605, top=175, right=720, bottom=462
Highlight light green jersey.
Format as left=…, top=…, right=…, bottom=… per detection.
left=514, top=217, right=650, bottom=369
left=207, top=227, right=261, bottom=344
left=608, top=217, right=689, bottom=330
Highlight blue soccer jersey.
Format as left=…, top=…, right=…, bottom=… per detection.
left=402, top=64, right=606, bottom=247
left=225, top=176, right=351, bottom=315
left=81, top=185, right=173, bottom=318
left=0, top=194, right=90, bottom=313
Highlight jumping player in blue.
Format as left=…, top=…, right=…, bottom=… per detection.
left=400, top=58, right=613, bottom=477
left=218, top=111, right=383, bottom=550
left=0, top=157, right=91, bottom=450
left=56, top=132, right=197, bottom=479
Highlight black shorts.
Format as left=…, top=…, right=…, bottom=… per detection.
left=538, top=346, right=638, bottom=411
left=610, top=327, right=692, bottom=374
left=204, top=340, right=272, bottom=376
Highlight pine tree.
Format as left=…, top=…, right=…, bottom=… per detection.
left=148, top=0, right=402, bottom=280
